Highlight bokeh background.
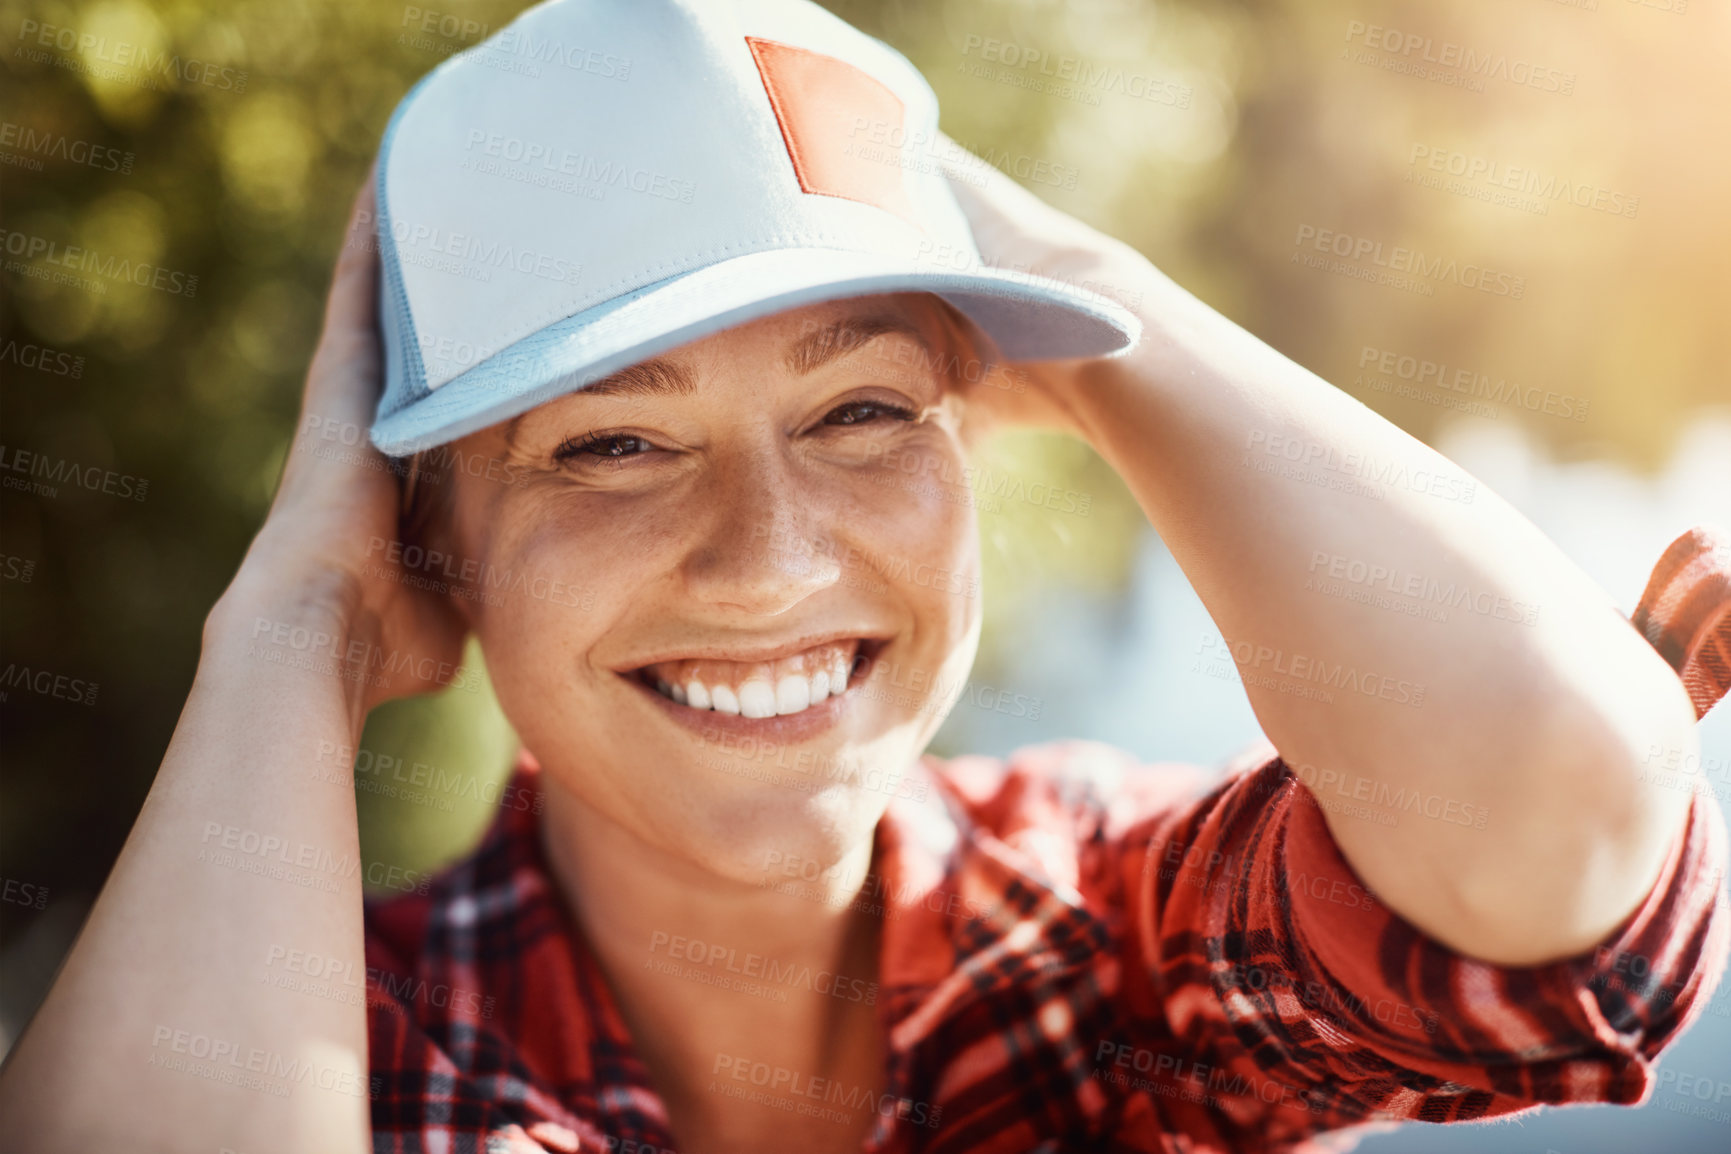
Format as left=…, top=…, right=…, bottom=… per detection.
left=3, top=0, right=1728, bottom=1148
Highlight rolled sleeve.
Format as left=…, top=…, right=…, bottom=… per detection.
left=1136, top=756, right=1729, bottom=1140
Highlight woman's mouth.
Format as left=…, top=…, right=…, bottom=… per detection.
left=631, top=638, right=881, bottom=719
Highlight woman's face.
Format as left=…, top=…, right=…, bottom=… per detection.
left=441, top=294, right=984, bottom=883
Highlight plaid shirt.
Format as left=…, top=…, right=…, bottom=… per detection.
left=365, top=528, right=1731, bottom=1153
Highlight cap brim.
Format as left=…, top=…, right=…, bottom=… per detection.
left=370, top=246, right=1141, bottom=456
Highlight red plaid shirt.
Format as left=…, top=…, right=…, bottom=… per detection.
left=364, top=529, right=1731, bottom=1153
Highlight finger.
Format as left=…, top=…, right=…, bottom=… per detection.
left=935, top=132, right=1044, bottom=222
left=326, top=172, right=380, bottom=341
left=302, top=170, right=385, bottom=437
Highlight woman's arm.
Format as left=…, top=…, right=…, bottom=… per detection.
left=944, top=151, right=1700, bottom=968
left=0, top=180, right=464, bottom=1153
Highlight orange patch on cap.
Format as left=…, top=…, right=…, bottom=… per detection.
left=745, top=36, right=921, bottom=229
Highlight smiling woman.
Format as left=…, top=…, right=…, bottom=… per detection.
left=2, top=1, right=1729, bottom=1153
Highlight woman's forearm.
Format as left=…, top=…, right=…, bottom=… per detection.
left=0, top=554, right=373, bottom=1154
left=1066, top=264, right=1698, bottom=965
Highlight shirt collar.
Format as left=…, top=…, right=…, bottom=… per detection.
left=409, top=750, right=1113, bottom=1147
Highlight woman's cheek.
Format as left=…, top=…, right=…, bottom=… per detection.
left=844, top=436, right=979, bottom=627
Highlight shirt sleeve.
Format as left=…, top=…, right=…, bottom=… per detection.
left=1116, top=526, right=1731, bottom=1145
left=1119, top=756, right=1727, bottom=1144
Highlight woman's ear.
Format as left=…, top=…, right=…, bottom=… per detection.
left=397, top=448, right=482, bottom=630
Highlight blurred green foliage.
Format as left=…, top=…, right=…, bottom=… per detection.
left=3, top=0, right=1727, bottom=930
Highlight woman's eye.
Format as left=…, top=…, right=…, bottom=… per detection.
left=823, top=400, right=916, bottom=427
left=555, top=432, right=654, bottom=461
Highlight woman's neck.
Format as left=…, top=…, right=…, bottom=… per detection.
left=538, top=781, right=886, bottom=1152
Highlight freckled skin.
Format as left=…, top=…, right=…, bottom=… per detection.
left=438, top=295, right=985, bottom=885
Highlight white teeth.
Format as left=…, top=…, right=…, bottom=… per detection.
left=738, top=680, right=777, bottom=719
left=775, top=674, right=811, bottom=716
left=643, top=641, right=867, bottom=717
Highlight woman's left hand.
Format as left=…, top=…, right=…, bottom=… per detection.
left=934, top=133, right=1161, bottom=440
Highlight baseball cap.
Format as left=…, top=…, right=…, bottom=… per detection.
left=369, top=0, right=1142, bottom=456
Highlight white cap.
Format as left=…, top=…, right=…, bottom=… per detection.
left=370, top=0, right=1140, bottom=456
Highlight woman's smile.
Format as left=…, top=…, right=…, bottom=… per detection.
left=621, top=636, right=896, bottom=742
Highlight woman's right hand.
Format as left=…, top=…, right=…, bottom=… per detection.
left=212, top=174, right=467, bottom=717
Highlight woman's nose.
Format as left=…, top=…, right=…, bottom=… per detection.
left=682, top=449, right=842, bottom=616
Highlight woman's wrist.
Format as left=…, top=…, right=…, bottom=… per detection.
left=204, top=521, right=370, bottom=667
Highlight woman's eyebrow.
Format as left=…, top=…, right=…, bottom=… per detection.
left=502, top=359, right=696, bottom=448
left=785, top=315, right=929, bottom=376
left=575, top=358, right=699, bottom=400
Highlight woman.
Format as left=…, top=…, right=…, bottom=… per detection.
left=2, top=1, right=1726, bottom=1152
